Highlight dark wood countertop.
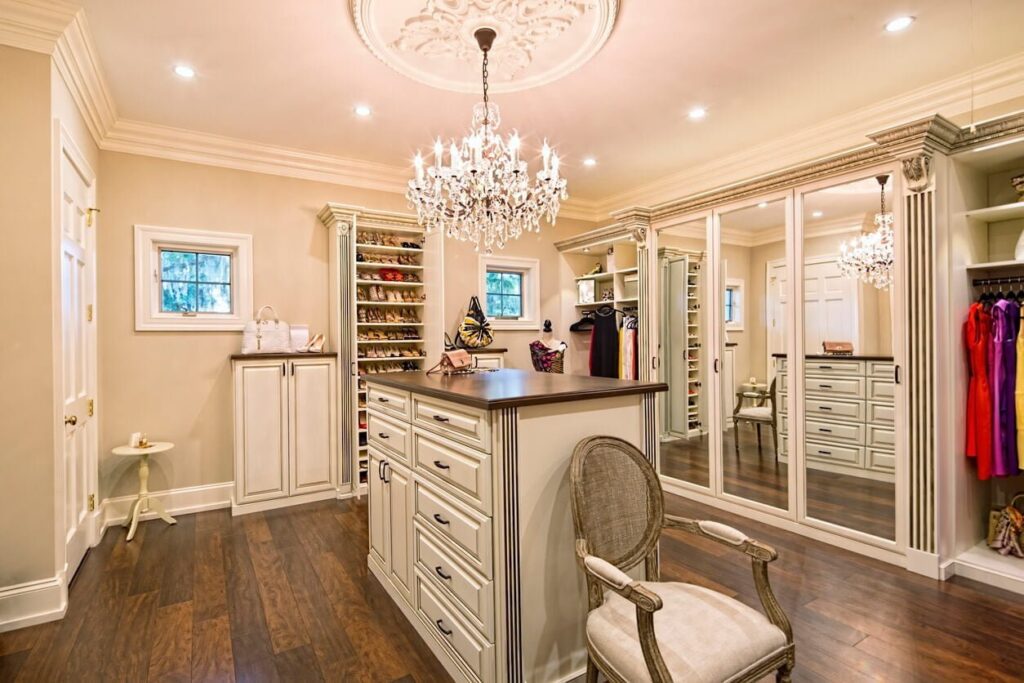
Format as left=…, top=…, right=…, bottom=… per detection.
left=363, top=369, right=666, bottom=410
left=466, top=347, right=508, bottom=354
left=231, top=352, right=337, bottom=360
left=771, top=353, right=894, bottom=361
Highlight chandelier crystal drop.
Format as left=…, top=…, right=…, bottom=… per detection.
left=406, top=28, right=568, bottom=254
left=838, top=175, right=894, bottom=290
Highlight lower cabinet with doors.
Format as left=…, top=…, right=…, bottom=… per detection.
left=232, top=353, right=338, bottom=514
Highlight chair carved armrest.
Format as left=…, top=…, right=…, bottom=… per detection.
left=661, top=515, right=793, bottom=642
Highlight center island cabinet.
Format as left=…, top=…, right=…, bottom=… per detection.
left=362, top=368, right=666, bottom=683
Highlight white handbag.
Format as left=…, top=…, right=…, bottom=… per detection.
left=241, top=305, right=292, bottom=354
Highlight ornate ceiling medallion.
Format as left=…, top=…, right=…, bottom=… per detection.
left=352, top=0, right=618, bottom=93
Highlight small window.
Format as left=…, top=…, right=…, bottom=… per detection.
left=135, top=225, right=253, bottom=331
left=724, top=278, right=744, bottom=331
left=485, top=270, right=523, bottom=319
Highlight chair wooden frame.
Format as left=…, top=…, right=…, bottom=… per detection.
left=732, top=377, right=778, bottom=458
left=570, top=436, right=795, bottom=683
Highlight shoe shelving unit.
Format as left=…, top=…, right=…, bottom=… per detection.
left=320, top=204, right=442, bottom=495
left=685, top=256, right=703, bottom=435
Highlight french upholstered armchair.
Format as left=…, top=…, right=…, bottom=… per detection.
left=569, top=436, right=795, bottom=683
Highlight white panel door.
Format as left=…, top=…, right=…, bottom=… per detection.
left=234, top=362, right=288, bottom=503
left=803, top=258, right=857, bottom=352
left=289, top=358, right=337, bottom=494
left=386, top=459, right=413, bottom=600
left=767, top=261, right=787, bottom=378
left=368, top=451, right=388, bottom=568
left=60, top=136, right=97, bottom=580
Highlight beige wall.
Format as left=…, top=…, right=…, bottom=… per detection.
left=97, top=152, right=408, bottom=498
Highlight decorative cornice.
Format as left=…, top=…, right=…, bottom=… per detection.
left=948, top=111, right=1024, bottom=152
left=553, top=221, right=626, bottom=252
left=866, top=114, right=959, bottom=158
left=52, top=9, right=116, bottom=145
left=0, top=0, right=76, bottom=53
left=318, top=202, right=422, bottom=235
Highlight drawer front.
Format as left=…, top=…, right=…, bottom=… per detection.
left=473, top=354, right=504, bottom=369
left=779, top=374, right=789, bottom=395
left=867, top=361, right=895, bottom=378
left=805, top=376, right=864, bottom=398
left=368, top=411, right=411, bottom=463
left=413, top=429, right=492, bottom=514
left=805, top=440, right=863, bottom=465
left=805, top=359, right=864, bottom=376
left=778, top=390, right=788, bottom=415
left=367, top=384, right=411, bottom=420
left=867, top=401, right=895, bottom=425
left=414, top=479, right=492, bottom=577
left=805, top=418, right=863, bottom=444
left=867, top=425, right=895, bottom=449
left=416, top=573, right=494, bottom=683
left=415, top=524, right=494, bottom=640
left=867, top=448, right=896, bottom=472
left=805, top=397, right=864, bottom=422
left=868, top=379, right=895, bottom=401
left=413, top=396, right=491, bottom=452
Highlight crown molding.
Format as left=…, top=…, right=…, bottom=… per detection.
left=0, top=0, right=76, bottom=52
left=52, top=9, right=116, bottom=145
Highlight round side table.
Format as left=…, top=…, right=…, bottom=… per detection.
left=112, top=442, right=177, bottom=541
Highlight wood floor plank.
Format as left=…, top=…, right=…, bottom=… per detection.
left=222, top=530, right=279, bottom=680
left=0, top=650, right=29, bottom=682
left=0, top=622, right=54, bottom=658
left=101, top=589, right=160, bottom=681
left=246, top=538, right=309, bottom=654
left=192, top=530, right=228, bottom=623
left=131, top=521, right=174, bottom=595
left=147, top=601, right=194, bottom=682
left=192, top=614, right=234, bottom=682
left=272, top=644, right=324, bottom=682
left=160, top=514, right=197, bottom=607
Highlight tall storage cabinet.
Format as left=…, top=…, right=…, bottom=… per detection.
left=232, top=353, right=338, bottom=514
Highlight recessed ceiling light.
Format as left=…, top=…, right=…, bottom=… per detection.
left=173, top=64, right=195, bottom=79
left=582, top=157, right=597, bottom=167
left=688, top=106, right=707, bottom=121
left=812, top=210, right=824, bottom=218
left=757, top=202, right=768, bottom=208
left=885, top=16, right=915, bottom=32
left=583, top=247, right=590, bottom=253
left=354, top=104, right=372, bottom=118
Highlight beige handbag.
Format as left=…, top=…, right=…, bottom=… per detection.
left=241, top=305, right=292, bottom=354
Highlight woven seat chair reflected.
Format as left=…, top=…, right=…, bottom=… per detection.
left=569, top=436, right=795, bottom=682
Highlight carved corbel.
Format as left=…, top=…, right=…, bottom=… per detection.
left=901, top=154, right=933, bottom=193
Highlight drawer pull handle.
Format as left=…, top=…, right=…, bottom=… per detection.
left=818, top=450, right=832, bottom=455
left=433, top=513, right=450, bottom=526
left=433, top=460, right=451, bottom=470
left=435, top=566, right=452, bottom=580
left=818, top=428, right=832, bottom=433
left=432, top=415, right=450, bottom=423
left=377, top=432, right=390, bottom=439
left=819, top=384, right=832, bottom=389
left=819, top=406, right=832, bottom=411
left=436, top=619, right=453, bottom=636
left=818, top=365, right=833, bottom=369
left=377, top=397, right=389, bottom=403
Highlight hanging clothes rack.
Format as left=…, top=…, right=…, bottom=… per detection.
left=972, top=276, right=1024, bottom=287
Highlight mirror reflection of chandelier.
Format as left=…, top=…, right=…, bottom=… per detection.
left=406, top=28, right=568, bottom=254
left=838, top=175, right=894, bottom=290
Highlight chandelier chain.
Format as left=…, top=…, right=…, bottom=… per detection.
left=482, top=49, right=489, bottom=128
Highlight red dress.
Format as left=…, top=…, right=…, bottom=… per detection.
left=964, top=303, right=993, bottom=480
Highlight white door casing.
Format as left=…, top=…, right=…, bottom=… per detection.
left=57, top=125, right=98, bottom=582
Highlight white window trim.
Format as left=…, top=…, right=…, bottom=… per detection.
left=725, top=277, right=745, bottom=332
left=134, top=224, right=253, bottom=331
left=478, top=255, right=541, bottom=331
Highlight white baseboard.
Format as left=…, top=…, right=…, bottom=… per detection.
left=230, top=488, right=338, bottom=516
left=101, top=481, right=234, bottom=529
left=905, top=548, right=944, bottom=579
left=0, top=574, right=67, bottom=633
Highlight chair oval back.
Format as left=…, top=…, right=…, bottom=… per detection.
left=570, top=436, right=664, bottom=573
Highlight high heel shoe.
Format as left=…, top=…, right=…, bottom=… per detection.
left=307, top=333, right=325, bottom=353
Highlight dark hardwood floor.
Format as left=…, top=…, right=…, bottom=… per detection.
left=2, top=493, right=1020, bottom=682
left=662, top=426, right=896, bottom=539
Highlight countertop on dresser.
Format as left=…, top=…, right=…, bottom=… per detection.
left=362, top=368, right=667, bottom=410
left=772, top=353, right=894, bottom=361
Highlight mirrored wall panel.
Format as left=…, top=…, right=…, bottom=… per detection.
left=719, top=199, right=789, bottom=510
left=800, top=174, right=896, bottom=540
left=658, top=219, right=710, bottom=488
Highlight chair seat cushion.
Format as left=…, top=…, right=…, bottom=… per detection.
left=586, top=582, right=787, bottom=683
left=736, top=406, right=771, bottom=420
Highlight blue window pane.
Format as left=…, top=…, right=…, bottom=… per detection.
left=486, top=294, right=503, bottom=316
left=502, top=272, right=521, bottom=294
left=198, top=284, right=231, bottom=313
left=162, top=282, right=196, bottom=312
left=502, top=295, right=522, bottom=318
left=198, top=253, right=230, bottom=283
left=485, top=271, right=502, bottom=294
left=161, top=251, right=195, bottom=281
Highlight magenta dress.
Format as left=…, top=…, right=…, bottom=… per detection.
left=991, top=300, right=1020, bottom=477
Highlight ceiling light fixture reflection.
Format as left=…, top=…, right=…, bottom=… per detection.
left=757, top=202, right=768, bottom=208
left=354, top=104, right=372, bottom=117
left=811, top=210, right=824, bottom=218
left=582, top=157, right=597, bottom=167
left=173, top=64, right=196, bottom=79
left=688, top=106, right=707, bottom=121
left=885, top=16, right=915, bottom=32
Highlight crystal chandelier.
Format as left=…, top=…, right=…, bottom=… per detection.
left=406, top=28, right=568, bottom=254
left=838, top=175, right=894, bottom=290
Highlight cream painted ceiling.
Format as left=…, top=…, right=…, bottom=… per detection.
left=80, top=0, right=1024, bottom=202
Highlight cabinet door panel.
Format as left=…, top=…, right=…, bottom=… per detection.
left=290, top=359, right=337, bottom=494
left=234, top=362, right=288, bottom=504
left=368, top=450, right=388, bottom=569
left=387, top=460, right=413, bottom=602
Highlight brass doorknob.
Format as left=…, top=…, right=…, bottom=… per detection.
left=65, top=415, right=78, bottom=426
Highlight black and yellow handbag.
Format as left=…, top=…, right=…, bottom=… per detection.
left=457, top=296, right=494, bottom=349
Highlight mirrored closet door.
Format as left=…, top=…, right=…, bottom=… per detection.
left=798, top=172, right=899, bottom=541
left=658, top=217, right=711, bottom=489
left=717, top=197, right=790, bottom=511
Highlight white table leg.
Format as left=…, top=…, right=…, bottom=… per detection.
left=126, top=496, right=143, bottom=541
left=147, top=496, right=177, bottom=526
left=123, top=497, right=141, bottom=529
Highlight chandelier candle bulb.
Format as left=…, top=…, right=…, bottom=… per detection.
left=413, top=153, right=424, bottom=182
left=542, top=139, right=551, bottom=173
left=551, top=153, right=560, bottom=178
left=434, top=138, right=443, bottom=167
left=509, top=132, right=520, bottom=164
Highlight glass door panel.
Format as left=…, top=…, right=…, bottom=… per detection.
left=718, top=199, right=789, bottom=510
left=658, top=218, right=710, bottom=488
left=800, top=174, right=896, bottom=540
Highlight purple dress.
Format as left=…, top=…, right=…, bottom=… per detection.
left=991, top=300, right=1019, bottom=476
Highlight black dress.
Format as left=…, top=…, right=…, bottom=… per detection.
left=589, top=309, right=620, bottom=378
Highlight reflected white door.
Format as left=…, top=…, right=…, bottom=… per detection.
left=767, top=261, right=787, bottom=376
left=803, top=257, right=857, bottom=352
left=60, top=134, right=97, bottom=579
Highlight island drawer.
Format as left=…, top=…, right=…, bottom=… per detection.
left=805, top=440, right=863, bottom=465
left=867, top=425, right=895, bottom=449
left=416, top=572, right=494, bottom=683
left=414, top=479, right=492, bottom=578
left=867, top=361, right=895, bottom=378
left=805, top=376, right=864, bottom=399
left=368, top=411, right=411, bottom=464
left=413, top=428, right=492, bottom=514
left=804, top=359, right=864, bottom=376
left=867, top=378, right=894, bottom=401
left=414, top=523, right=494, bottom=640
left=867, top=401, right=895, bottom=424
left=412, top=395, right=491, bottom=453
left=805, top=418, right=864, bottom=444
left=367, top=384, right=411, bottom=420
left=805, top=397, right=863, bottom=421
left=867, top=448, right=896, bottom=472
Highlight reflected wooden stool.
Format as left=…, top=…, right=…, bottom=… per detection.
left=112, top=442, right=176, bottom=541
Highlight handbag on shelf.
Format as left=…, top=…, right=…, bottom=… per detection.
left=241, top=305, right=293, bottom=354
left=427, top=349, right=475, bottom=375
left=988, top=493, right=1024, bottom=558
left=457, top=296, right=494, bottom=349
left=822, top=341, right=854, bottom=355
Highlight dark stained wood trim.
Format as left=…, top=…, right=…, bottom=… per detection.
left=363, top=368, right=667, bottom=409
left=772, top=353, right=895, bottom=361
left=231, top=352, right=338, bottom=360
